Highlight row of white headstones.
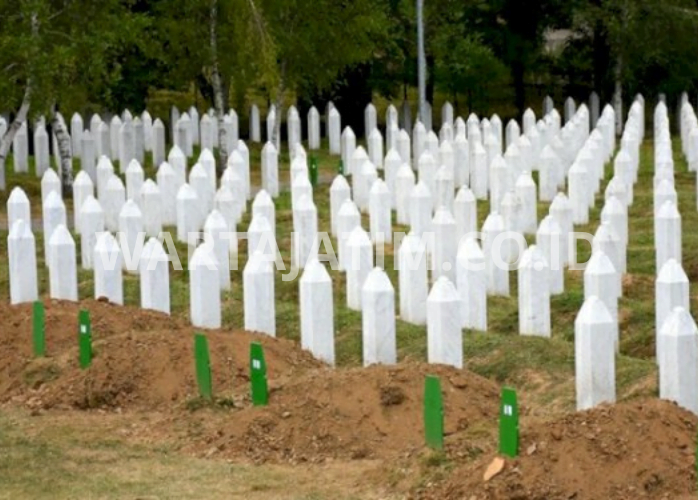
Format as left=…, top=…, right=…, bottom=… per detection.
left=2, top=97, right=585, bottom=179
left=5, top=95, right=697, bottom=415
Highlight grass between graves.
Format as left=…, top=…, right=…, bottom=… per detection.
left=0, top=137, right=681, bottom=412
left=0, top=409, right=382, bottom=500
left=0, top=135, right=688, bottom=497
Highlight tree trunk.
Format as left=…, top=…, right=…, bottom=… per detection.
left=0, top=87, right=31, bottom=191
left=0, top=10, right=36, bottom=191
left=272, top=61, right=287, bottom=149
left=512, top=60, right=526, bottom=119
left=51, top=112, right=74, bottom=197
left=613, top=55, right=623, bottom=136
left=416, top=0, right=427, bottom=124
left=210, top=0, right=228, bottom=173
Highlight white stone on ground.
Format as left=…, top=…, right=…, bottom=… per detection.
left=395, top=163, right=415, bottom=225
left=536, top=215, right=564, bottom=294
left=96, top=156, right=115, bottom=201
left=398, top=232, right=428, bottom=325
left=168, top=145, right=187, bottom=186
left=300, top=258, right=334, bottom=365
left=48, top=225, right=78, bottom=301
left=329, top=108, right=341, bottom=155
left=575, top=296, right=616, bottom=411
left=42, top=191, right=67, bottom=266
left=369, top=179, right=392, bottom=244
left=655, top=200, right=682, bottom=273
left=80, top=196, right=104, bottom=270
left=189, top=163, right=213, bottom=222
left=157, top=162, right=178, bottom=226
left=140, top=237, right=170, bottom=314
left=204, top=210, right=232, bottom=291
left=292, top=195, right=318, bottom=269
left=140, top=179, right=162, bottom=238
left=417, top=151, right=437, bottom=197
left=368, top=128, right=384, bottom=169
left=362, top=267, right=396, bottom=366
left=329, top=175, right=351, bottom=237
left=104, top=175, right=126, bottom=232
left=308, top=107, right=321, bottom=150
left=94, top=232, right=123, bottom=304
left=190, top=242, right=221, bottom=329
left=118, top=200, right=144, bottom=274
left=253, top=189, right=276, bottom=237
left=34, top=125, right=50, bottom=178
left=247, top=214, right=275, bottom=260
left=262, top=142, right=279, bottom=197
left=384, top=149, right=401, bottom=209
left=73, top=171, right=94, bottom=235
left=456, top=237, right=487, bottom=331
left=454, top=186, right=477, bottom=245
left=341, top=127, right=356, bottom=175
left=8, top=220, right=38, bottom=305
left=41, top=168, right=61, bottom=206
left=584, top=250, right=620, bottom=349
left=516, top=171, right=538, bottom=234
left=152, top=119, right=166, bottom=166
left=656, top=259, right=689, bottom=364
left=81, top=129, right=97, bottom=182
left=346, top=226, right=373, bottom=311
left=176, top=184, right=200, bottom=244
left=482, top=212, right=509, bottom=296
left=431, top=207, right=457, bottom=283
left=518, top=245, right=551, bottom=337
left=7, top=187, right=30, bottom=229
left=409, top=181, right=433, bottom=238
left=337, top=200, right=361, bottom=271
left=427, top=277, right=463, bottom=368
left=243, top=250, right=275, bottom=336
left=658, top=307, right=698, bottom=416
left=568, top=161, right=589, bottom=224
left=434, top=164, right=455, bottom=213
left=550, top=193, right=573, bottom=266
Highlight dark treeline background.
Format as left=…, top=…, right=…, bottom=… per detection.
left=3, top=0, right=698, bottom=135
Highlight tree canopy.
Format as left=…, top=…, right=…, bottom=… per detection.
left=2, top=0, right=698, bottom=125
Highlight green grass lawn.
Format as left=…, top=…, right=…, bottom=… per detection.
left=0, top=134, right=689, bottom=413
left=0, top=132, right=694, bottom=498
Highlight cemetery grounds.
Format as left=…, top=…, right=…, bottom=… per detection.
left=0, top=136, right=697, bottom=499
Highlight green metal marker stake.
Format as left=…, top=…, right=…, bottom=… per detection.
left=250, top=342, right=268, bottom=406
left=309, top=156, right=319, bottom=187
left=32, top=301, right=46, bottom=357
left=499, top=386, right=519, bottom=458
left=78, top=310, right=92, bottom=369
left=194, top=333, right=213, bottom=400
left=424, top=375, right=444, bottom=450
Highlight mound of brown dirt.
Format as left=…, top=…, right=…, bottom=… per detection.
left=181, top=362, right=500, bottom=463
left=0, top=300, right=322, bottom=409
left=427, top=399, right=697, bottom=500
left=0, top=300, right=502, bottom=463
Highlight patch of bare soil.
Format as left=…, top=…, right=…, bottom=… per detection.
left=426, top=399, right=697, bottom=500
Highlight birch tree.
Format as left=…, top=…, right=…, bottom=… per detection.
left=155, top=0, right=273, bottom=172
left=260, top=0, right=381, bottom=145
left=0, top=0, right=144, bottom=193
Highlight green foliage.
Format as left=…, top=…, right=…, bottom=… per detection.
left=432, top=34, right=509, bottom=114
left=3, top=0, right=698, bottom=122
left=0, top=0, right=149, bottom=117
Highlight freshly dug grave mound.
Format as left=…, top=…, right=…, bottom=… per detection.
left=181, top=361, right=501, bottom=463
left=0, top=300, right=321, bottom=409
left=0, top=301, right=502, bottom=463
left=427, top=399, right=697, bottom=500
